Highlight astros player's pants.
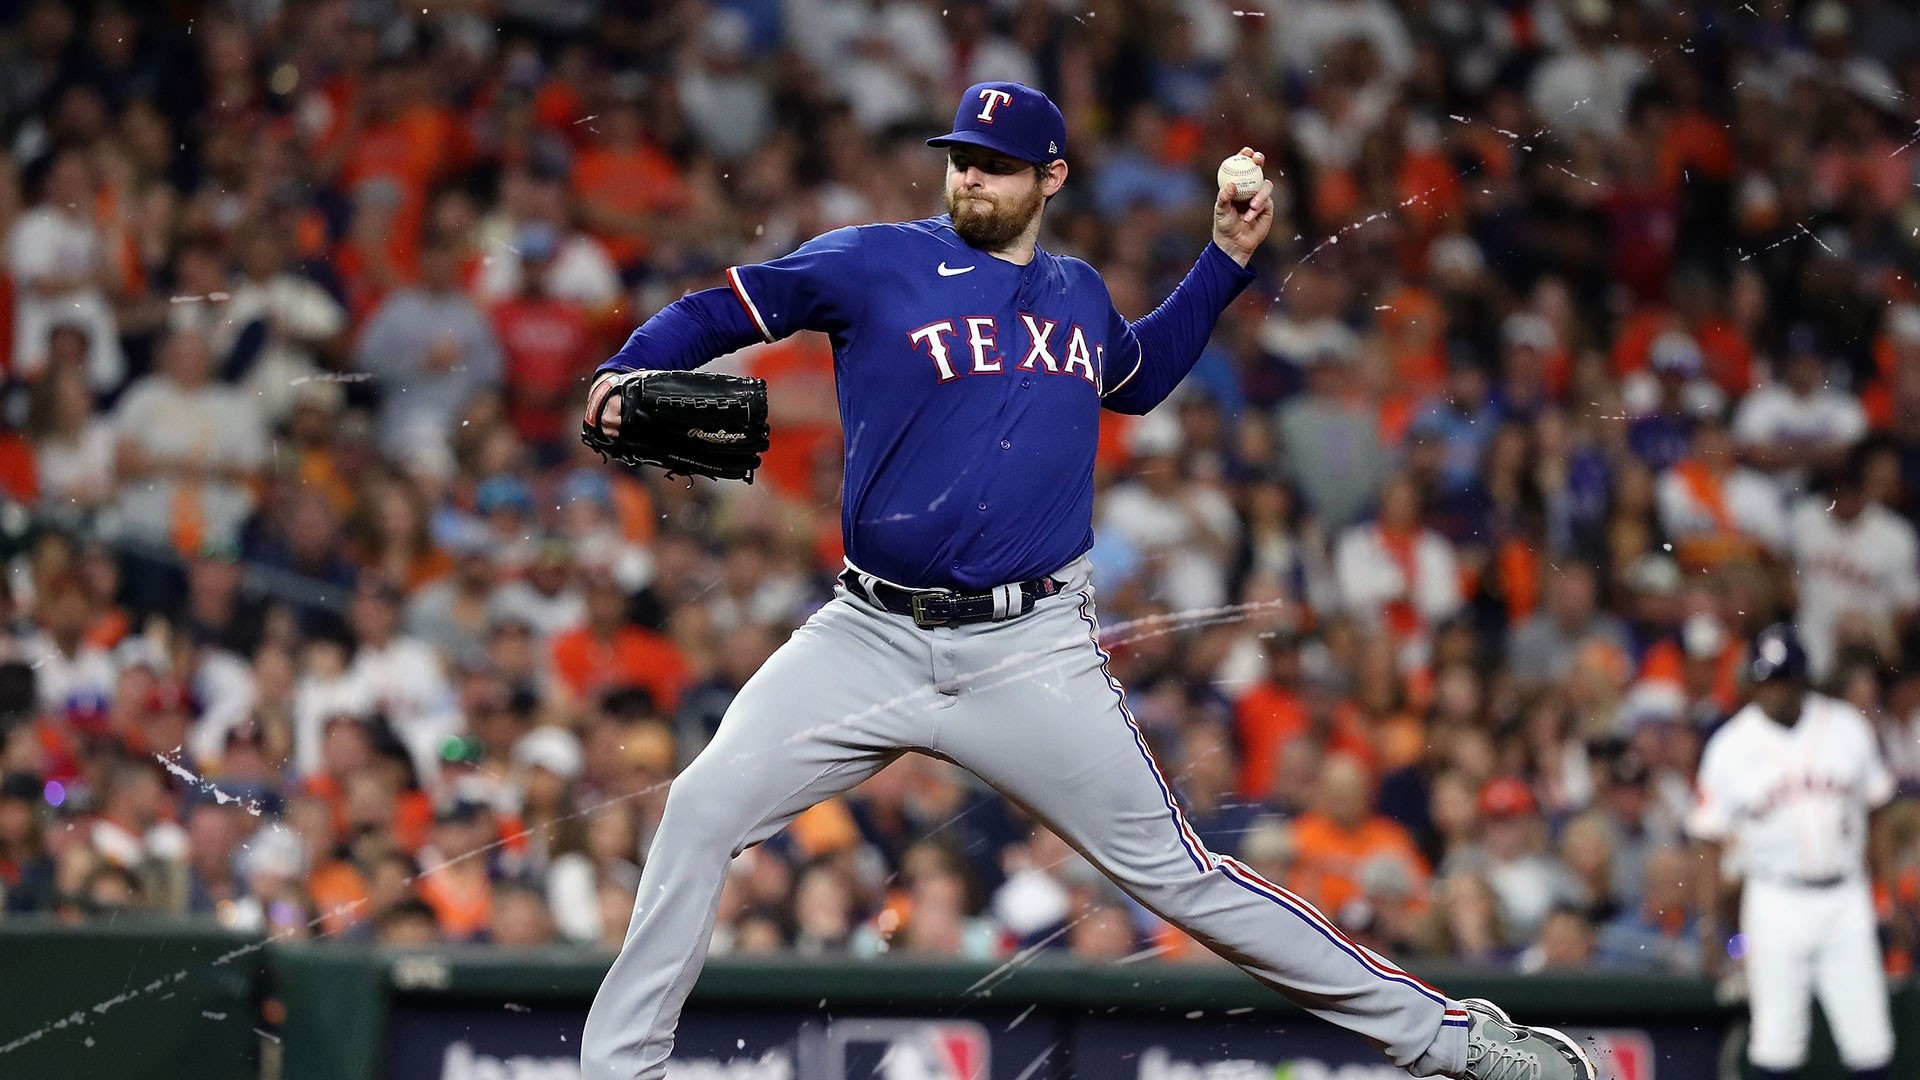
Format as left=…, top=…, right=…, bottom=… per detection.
left=1742, top=877, right=1894, bottom=1072
left=580, top=558, right=1470, bottom=1079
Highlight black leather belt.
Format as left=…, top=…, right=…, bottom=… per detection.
left=1763, top=875, right=1849, bottom=889
left=838, top=567, right=1065, bottom=627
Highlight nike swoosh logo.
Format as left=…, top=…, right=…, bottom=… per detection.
left=936, top=262, right=975, bottom=277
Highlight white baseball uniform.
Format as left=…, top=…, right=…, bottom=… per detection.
left=1788, top=499, right=1920, bottom=679
left=1688, top=693, right=1897, bottom=1072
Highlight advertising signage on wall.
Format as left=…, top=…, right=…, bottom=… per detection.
left=387, top=1007, right=1065, bottom=1080
left=385, top=1000, right=1711, bottom=1079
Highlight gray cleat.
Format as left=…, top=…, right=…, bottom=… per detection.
left=1459, top=998, right=1599, bottom=1080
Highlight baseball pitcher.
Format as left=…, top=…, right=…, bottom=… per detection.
left=577, top=81, right=1596, bottom=1080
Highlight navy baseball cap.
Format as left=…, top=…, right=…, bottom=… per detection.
left=1747, top=623, right=1809, bottom=684
left=927, top=82, right=1067, bottom=165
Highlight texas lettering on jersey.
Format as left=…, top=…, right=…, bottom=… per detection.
left=598, top=215, right=1255, bottom=590
left=907, top=313, right=1101, bottom=385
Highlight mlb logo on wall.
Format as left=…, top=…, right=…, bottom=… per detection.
left=818, top=1019, right=989, bottom=1080
left=1569, top=1029, right=1656, bottom=1080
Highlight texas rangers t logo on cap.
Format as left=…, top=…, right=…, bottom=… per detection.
left=975, top=88, right=1014, bottom=122
left=928, top=81, right=1068, bottom=164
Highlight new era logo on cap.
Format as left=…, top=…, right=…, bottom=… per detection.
left=928, top=81, right=1067, bottom=165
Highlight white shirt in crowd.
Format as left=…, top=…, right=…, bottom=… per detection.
left=1788, top=500, right=1920, bottom=678
left=1333, top=524, right=1463, bottom=631
left=35, top=420, right=116, bottom=510
left=6, top=204, right=125, bottom=391
left=1689, top=693, right=1895, bottom=885
left=1655, top=464, right=1787, bottom=551
left=472, top=227, right=621, bottom=310
left=111, top=376, right=268, bottom=549
left=1733, top=381, right=1867, bottom=486
left=20, top=631, right=116, bottom=715
left=201, top=271, right=349, bottom=422
left=347, top=636, right=463, bottom=782
left=1097, top=480, right=1241, bottom=611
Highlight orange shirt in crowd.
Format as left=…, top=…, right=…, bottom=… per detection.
left=417, top=866, right=491, bottom=940
left=550, top=623, right=690, bottom=713
left=0, top=432, right=37, bottom=505
left=331, top=96, right=465, bottom=280
left=1375, top=285, right=1448, bottom=398
left=1398, top=149, right=1461, bottom=238
left=1288, top=810, right=1429, bottom=916
left=307, top=859, right=371, bottom=937
left=744, top=335, right=839, bottom=499
left=1657, top=111, right=1733, bottom=190
left=571, top=142, right=689, bottom=267
left=1234, top=685, right=1376, bottom=800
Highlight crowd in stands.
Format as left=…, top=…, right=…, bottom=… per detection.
left=2, top=0, right=1920, bottom=979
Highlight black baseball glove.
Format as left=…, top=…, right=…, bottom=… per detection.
left=581, top=370, right=771, bottom=482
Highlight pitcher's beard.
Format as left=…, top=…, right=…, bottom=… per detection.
left=946, top=185, right=1043, bottom=250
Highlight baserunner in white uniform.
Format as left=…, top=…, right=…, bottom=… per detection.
left=1690, top=623, right=1896, bottom=1080
left=576, top=81, right=1596, bottom=1080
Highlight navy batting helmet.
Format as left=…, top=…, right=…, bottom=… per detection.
left=1747, top=623, right=1809, bottom=684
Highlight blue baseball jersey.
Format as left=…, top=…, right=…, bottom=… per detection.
left=599, top=215, right=1255, bottom=590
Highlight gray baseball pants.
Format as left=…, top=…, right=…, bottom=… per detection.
left=579, top=557, right=1469, bottom=1078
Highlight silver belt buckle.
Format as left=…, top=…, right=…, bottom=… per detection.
left=909, top=592, right=948, bottom=628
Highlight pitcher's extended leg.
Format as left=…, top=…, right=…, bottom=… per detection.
left=939, top=589, right=1468, bottom=1076
left=580, top=600, right=929, bottom=1080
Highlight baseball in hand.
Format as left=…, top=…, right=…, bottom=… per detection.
left=1217, top=153, right=1263, bottom=203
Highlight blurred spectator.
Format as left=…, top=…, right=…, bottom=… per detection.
left=404, top=529, right=500, bottom=672
left=1233, top=631, right=1371, bottom=802
left=87, top=757, right=187, bottom=903
left=355, top=235, right=503, bottom=468
left=550, top=565, right=687, bottom=716
left=1068, top=902, right=1139, bottom=961
left=0, top=772, right=53, bottom=912
left=417, top=800, right=497, bottom=942
left=112, top=326, right=266, bottom=553
left=489, top=227, right=594, bottom=452
left=1334, top=472, right=1462, bottom=669
left=487, top=880, right=559, bottom=948
left=1624, top=331, right=1724, bottom=471
left=1276, top=328, right=1387, bottom=530
left=1289, top=753, right=1427, bottom=916
left=1516, top=904, right=1599, bottom=973
left=1596, top=846, right=1700, bottom=973
left=1657, top=408, right=1788, bottom=566
left=475, top=170, right=621, bottom=312
left=1528, top=0, right=1645, bottom=138
left=7, top=148, right=124, bottom=391
left=1506, top=563, right=1630, bottom=695
left=343, top=578, right=461, bottom=781
left=29, top=344, right=116, bottom=517
left=222, top=226, right=349, bottom=421
left=790, top=860, right=858, bottom=955
left=23, top=570, right=115, bottom=719
left=676, top=11, right=775, bottom=164
left=1787, top=449, right=1919, bottom=679
left=1734, top=326, right=1867, bottom=490
left=376, top=896, right=443, bottom=946
left=1098, top=421, right=1238, bottom=610
left=1443, top=778, right=1572, bottom=948
left=1411, top=361, right=1497, bottom=496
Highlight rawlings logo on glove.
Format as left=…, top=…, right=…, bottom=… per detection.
left=582, top=370, right=772, bottom=483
